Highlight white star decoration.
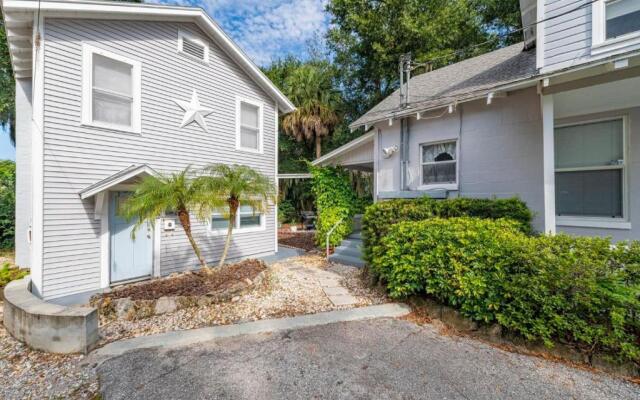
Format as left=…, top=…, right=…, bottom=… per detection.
left=174, top=90, right=214, bottom=133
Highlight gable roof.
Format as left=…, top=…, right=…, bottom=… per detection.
left=351, top=43, right=538, bottom=129
left=79, top=164, right=158, bottom=199
left=1, top=0, right=295, bottom=113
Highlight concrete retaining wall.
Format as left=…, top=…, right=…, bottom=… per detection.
left=3, top=276, right=98, bottom=354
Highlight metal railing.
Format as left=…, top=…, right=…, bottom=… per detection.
left=326, top=218, right=344, bottom=260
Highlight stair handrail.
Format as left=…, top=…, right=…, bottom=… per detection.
left=326, top=218, right=344, bottom=260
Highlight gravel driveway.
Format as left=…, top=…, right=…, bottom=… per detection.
left=98, top=318, right=640, bottom=400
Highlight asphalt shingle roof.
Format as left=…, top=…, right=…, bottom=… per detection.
left=351, top=43, right=538, bottom=128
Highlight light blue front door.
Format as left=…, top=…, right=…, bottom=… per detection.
left=109, top=191, right=153, bottom=283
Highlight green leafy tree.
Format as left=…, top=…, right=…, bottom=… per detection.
left=197, top=164, right=275, bottom=267
left=0, top=160, right=15, bottom=249
left=120, top=167, right=214, bottom=270
left=326, top=0, right=522, bottom=119
left=0, top=24, right=15, bottom=146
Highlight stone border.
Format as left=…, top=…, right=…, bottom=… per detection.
left=3, top=276, right=98, bottom=354
left=409, top=297, right=639, bottom=378
left=93, top=270, right=267, bottom=321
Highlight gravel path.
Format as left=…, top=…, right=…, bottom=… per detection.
left=98, top=318, right=640, bottom=400
left=0, top=302, right=99, bottom=399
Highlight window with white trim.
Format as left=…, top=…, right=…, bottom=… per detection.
left=178, top=30, right=209, bottom=63
left=420, top=141, right=457, bottom=187
left=605, top=0, right=640, bottom=40
left=210, top=205, right=264, bottom=233
left=82, top=44, right=141, bottom=133
left=236, top=99, right=262, bottom=152
left=555, top=119, right=625, bottom=218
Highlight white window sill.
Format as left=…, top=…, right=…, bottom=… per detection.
left=235, top=146, right=263, bottom=155
left=81, top=121, right=141, bottom=135
left=592, top=32, right=640, bottom=56
left=556, top=217, right=631, bottom=230
left=418, top=183, right=458, bottom=191
left=208, top=226, right=266, bottom=236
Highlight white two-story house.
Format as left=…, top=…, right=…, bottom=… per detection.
left=316, top=0, right=640, bottom=245
left=2, top=0, right=295, bottom=304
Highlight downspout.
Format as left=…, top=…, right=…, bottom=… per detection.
left=401, top=118, right=410, bottom=191
left=457, top=104, right=463, bottom=197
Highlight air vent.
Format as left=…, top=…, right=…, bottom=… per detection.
left=178, top=31, right=209, bottom=63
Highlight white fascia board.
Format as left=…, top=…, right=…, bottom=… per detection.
left=79, top=165, right=159, bottom=200
left=311, top=131, right=375, bottom=166
left=1, top=0, right=296, bottom=114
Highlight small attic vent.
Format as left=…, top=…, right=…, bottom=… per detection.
left=178, top=31, right=209, bottom=63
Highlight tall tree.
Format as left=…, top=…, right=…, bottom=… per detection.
left=0, top=24, right=15, bottom=146
left=197, top=164, right=275, bottom=267
left=281, top=63, right=341, bottom=158
left=326, top=0, right=522, bottom=119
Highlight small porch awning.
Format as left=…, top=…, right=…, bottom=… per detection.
left=79, top=164, right=159, bottom=200
left=311, top=131, right=375, bottom=171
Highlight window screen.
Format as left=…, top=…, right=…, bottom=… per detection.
left=606, top=0, right=640, bottom=40
left=92, top=53, right=133, bottom=127
left=421, top=141, right=457, bottom=185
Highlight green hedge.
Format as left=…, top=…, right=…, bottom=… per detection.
left=0, top=161, right=16, bottom=249
left=362, top=197, right=532, bottom=265
left=375, top=217, right=640, bottom=363
left=309, top=165, right=358, bottom=247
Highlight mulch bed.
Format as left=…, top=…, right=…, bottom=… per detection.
left=278, top=228, right=317, bottom=251
left=106, top=259, right=266, bottom=301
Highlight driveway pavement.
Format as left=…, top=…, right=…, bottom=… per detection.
left=98, top=318, right=640, bottom=400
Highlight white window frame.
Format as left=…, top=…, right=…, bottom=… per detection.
left=418, top=139, right=459, bottom=191
left=554, top=116, right=630, bottom=230
left=592, top=0, right=640, bottom=55
left=209, top=204, right=266, bottom=235
left=82, top=44, right=142, bottom=134
left=177, top=30, right=210, bottom=64
left=235, top=97, right=264, bottom=154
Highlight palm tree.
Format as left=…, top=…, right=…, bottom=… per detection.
left=197, top=164, right=275, bottom=267
left=281, top=63, right=340, bottom=159
left=120, top=167, right=213, bottom=270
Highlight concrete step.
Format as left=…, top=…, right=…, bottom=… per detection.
left=348, top=232, right=363, bottom=240
left=334, top=246, right=362, bottom=258
left=338, top=239, right=363, bottom=249
left=329, top=253, right=366, bottom=268
left=353, top=214, right=363, bottom=231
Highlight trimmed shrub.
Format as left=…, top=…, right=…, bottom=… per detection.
left=362, top=197, right=532, bottom=265
left=309, top=165, right=358, bottom=247
left=375, top=217, right=640, bottom=364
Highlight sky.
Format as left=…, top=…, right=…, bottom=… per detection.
left=0, top=0, right=331, bottom=161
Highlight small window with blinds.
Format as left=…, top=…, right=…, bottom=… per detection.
left=178, top=30, right=209, bottom=63
left=236, top=98, right=263, bottom=153
left=82, top=44, right=141, bottom=133
left=555, top=118, right=626, bottom=219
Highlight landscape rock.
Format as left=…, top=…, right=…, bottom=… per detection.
left=114, top=298, right=135, bottom=320
left=154, top=297, right=178, bottom=315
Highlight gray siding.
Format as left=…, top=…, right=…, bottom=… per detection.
left=543, top=0, right=592, bottom=71
left=15, top=78, right=32, bottom=268
left=376, top=87, right=546, bottom=232
left=42, top=19, right=277, bottom=300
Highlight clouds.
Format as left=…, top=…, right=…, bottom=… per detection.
left=153, top=0, right=329, bottom=66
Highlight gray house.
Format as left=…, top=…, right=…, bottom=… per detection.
left=3, top=0, right=295, bottom=304
left=316, top=0, right=640, bottom=252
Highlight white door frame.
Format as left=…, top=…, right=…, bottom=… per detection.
left=99, top=189, right=161, bottom=289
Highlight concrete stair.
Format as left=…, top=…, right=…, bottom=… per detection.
left=328, top=215, right=366, bottom=268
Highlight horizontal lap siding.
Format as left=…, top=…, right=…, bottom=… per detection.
left=43, top=19, right=276, bottom=299
left=543, top=0, right=592, bottom=70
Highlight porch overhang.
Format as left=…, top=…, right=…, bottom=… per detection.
left=79, top=164, right=158, bottom=200
left=312, top=131, right=375, bottom=171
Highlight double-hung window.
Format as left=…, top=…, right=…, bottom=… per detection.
left=211, top=205, right=264, bottom=233
left=605, top=0, right=640, bottom=40
left=236, top=98, right=263, bottom=153
left=593, top=0, right=640, bottom=49
left=82, top=44, right=141, bottom=133
left=555, top=118, right=626, bottom=220
left=420, top=140, right=457, bottom=189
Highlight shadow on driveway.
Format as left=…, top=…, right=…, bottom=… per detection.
left=98, top=318, right=639, bottom=400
